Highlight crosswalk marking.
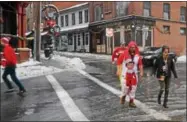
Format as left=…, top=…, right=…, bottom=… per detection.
left=76, top=69, right=171, bottom=121
left=46, top=75, right=89, bottom=121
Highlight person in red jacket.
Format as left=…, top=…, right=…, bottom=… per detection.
left=112, top=42, right=127, bottom=87
left=117, top=41, right=143, bottom=107
left=112, top=42, right=127, bottom=64
left=0, top=37, right=26, bottom=94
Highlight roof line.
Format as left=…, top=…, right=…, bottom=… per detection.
left=58, top=2, right=88, bottom=13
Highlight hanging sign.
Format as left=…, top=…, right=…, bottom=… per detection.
left=106, top=28, right=114, bottom=37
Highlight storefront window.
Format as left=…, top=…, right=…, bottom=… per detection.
left=125, top=31, right=131, bottom=45
left=85, top=33, right=89, bottom=45
left=68, top=34, right=73, bottom=45
left=145, top=31, right=151, bottom=46
left=136, top=30, right=142, bottom=46
left=114, top=32, right=120, bottom=47
left=78, top=34, right=81, bottom=46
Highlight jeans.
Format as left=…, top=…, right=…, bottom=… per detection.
left=2, top=66, right=25, bottom=91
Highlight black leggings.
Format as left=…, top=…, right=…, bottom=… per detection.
left=2, top=66, right=25, bottom=91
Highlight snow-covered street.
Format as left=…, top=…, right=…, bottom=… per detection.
left=1, top=53, right=186, bottom=121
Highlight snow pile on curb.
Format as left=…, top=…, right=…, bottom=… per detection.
left=50, top=55, right=86, bottom=70
left=69, top=58, right=86, bottom=69
left=16, top=65, right=62, bottom=80
left=55, top=51, right=111, bottom=60
left=177, top=55, right=186, bottom=63
left=1, top=58, right=62, bottom=82
left=17, top=59, right=42, bottom=67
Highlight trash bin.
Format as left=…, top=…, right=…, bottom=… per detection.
left=44, top=48, right=50, bottom=58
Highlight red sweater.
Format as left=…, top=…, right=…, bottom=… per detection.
left=1, top=45, right=17, bottom=67
left=112, top=47, right=126, bottom=62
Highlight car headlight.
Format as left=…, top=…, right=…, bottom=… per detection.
left=144, top=55, right=153, bottom=59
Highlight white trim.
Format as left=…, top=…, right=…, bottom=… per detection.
left=46, top=75, right=89, bottom=121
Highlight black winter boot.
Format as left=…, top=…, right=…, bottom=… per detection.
left=163, top=90, right=169, bottom=108
left=158, top=90, right=164, bottom=104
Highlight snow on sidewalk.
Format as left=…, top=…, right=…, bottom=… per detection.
left=41, top=54, right=86, bottom=70
left=55, top=51, right=186, bottom=63
left=54, top=51, right=111, bottom=60
left=1, top=59, right=62, bottom=83
left=177, top=55, right=186, bottom=63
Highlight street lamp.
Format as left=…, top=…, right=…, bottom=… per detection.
left=131, top=21, right=136, bottom=41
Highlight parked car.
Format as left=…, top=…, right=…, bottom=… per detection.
left=140, top=47, right=177, bottom=67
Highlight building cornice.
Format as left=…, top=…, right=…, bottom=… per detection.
left=59, top=2, right=88, bottom=14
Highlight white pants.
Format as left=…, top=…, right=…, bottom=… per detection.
left=120, top=74, right=138, bottom=100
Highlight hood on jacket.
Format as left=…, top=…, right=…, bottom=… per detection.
left=127, top=41, right=140, bottom=55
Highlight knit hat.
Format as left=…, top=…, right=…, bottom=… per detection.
left=0, top=37, right=10, bottom=44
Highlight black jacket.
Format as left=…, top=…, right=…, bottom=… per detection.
left=153, top=55, right=178, bottom=79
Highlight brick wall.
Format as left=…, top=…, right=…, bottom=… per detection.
left=130, top=1, right=186, bottom=55
left=153, top=20, right=186, bottom=55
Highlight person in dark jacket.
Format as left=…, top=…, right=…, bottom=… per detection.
left=0, top=37, right=26, bottom=94
left=153, top=45, right=178, bottom=108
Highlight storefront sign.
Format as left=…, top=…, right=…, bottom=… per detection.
left=106, top=28, right=114, bottom=37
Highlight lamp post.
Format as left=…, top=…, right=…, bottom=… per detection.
left=131, top=21, right=136, bottom=41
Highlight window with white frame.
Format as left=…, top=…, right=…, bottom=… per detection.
left=60, top=16, right=64, bottom=27
left=84, top=9, right=88, bottom=23
left=68, top=34, right=73, bottom=45
left=163, top=3, right=170, bottom=20
left=85, top=33, right=89, bottom=45
left=116, top=2, right=128, bottom=16
left=65, top=15, right=68, bottom=26
left=78, top=34, right=81, bottom=45
left=74, top=34, right=76, bottom=45
left=72, top=13, right=75, bottom=25
left=163, top=25, right=170, bottom=33
left=94, top=6, right=102, bottom=21
left=180, top=7, right=186, bottom=22
left=79, top=11, right=82, bottom=24
left=180, top=27, right=186, bottom=35
left=136, top=30, right=143, bottom=46
left=143, top=2, right=151, bottom=17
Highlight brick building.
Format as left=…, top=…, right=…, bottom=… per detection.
left=0, top=2, right=29, bottom=48
left=89, top=2, right=155, bottom=54
left=128, top=2, right=186, bottom=55
left=50, top=1, right=186, bottom=55
left=89, top=1, right=186, bottom=55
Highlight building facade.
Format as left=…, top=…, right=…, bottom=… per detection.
left=58, top=2, right=90, bottom=52
left=51, top=1, right=186, bottom=55
left=0, top=2, right=29, bottom=48
left=129, top=1, right=186, bottom=55
left=89, top=2, right=155, bottom=54
left=88, top=1, right=186, bottom=55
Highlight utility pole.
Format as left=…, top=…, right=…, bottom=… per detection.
left=35, top=2, right=41, bottom=61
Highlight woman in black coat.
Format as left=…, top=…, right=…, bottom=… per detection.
left=153, top=46, right=178, bottom=108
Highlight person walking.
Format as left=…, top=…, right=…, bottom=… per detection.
left=0, top=37, right=26, bottom=94
left=153, top=45, right=178, bottom=108
left=112, top=42, right=127, bottom=87
left=117, top=41, right=143, bottom=107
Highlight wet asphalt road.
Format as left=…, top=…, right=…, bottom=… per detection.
left=1, top=54, right=186, bottom=121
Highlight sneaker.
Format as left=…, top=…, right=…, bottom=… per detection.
left=4, top=88, right=15, bottom=93
left=17, top=89, right=26, bottom=94
left=129, top=102, right=137, bottom=108
left=163, top=104, right=168, bottom=108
